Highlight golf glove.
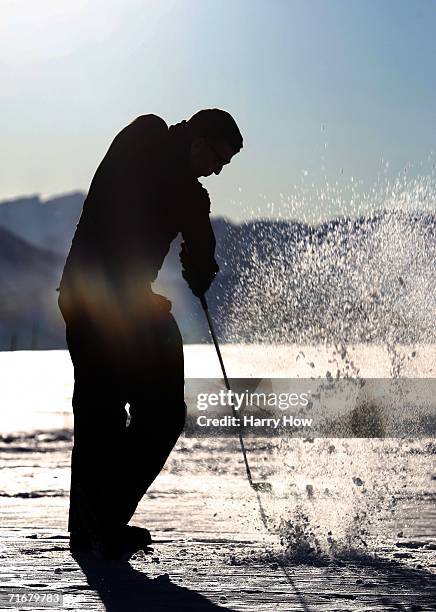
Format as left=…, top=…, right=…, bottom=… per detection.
left=179, top=242, right=219, bottom=297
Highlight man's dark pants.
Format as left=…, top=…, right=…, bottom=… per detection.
left=64, top=307, right=186, bottom=541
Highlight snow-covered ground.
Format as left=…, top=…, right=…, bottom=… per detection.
left=0, top=345, right=435, bottom=609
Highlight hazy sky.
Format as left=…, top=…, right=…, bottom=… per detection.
left=1, top=0, right=435, bottom=221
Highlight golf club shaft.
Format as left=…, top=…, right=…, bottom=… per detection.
left=199, top=294, right=254, bottom=487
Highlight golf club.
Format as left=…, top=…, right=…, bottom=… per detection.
left=199, top=294, right=272, bottom=494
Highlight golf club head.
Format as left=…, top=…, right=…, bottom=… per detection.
left=251, top=482, right=273, bottom=493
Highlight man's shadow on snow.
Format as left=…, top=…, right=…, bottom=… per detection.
left=73, top=551, right=233, bottom=612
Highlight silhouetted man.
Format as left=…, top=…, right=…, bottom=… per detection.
left=58, top=109, right=242, bottom=559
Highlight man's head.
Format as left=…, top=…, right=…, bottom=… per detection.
left=187, top=109, right=243, bottom=178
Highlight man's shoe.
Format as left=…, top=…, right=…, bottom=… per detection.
left=70, top=524, right=152, bottom=560
left=77, top=525, right=152, bottom=561
left=125, top=525, right=152, bottom=549
left=69, top=531, right=93, bottom=553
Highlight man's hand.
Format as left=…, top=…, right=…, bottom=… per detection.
left=179, top=242, right=219, bottom=297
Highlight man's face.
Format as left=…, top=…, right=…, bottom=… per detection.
left=190, top=137, right=236, bottom=178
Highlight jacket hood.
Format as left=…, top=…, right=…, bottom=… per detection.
left=167, top=120, right=192, bottom=176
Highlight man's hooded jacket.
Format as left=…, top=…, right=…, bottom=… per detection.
left=58, top=115, right=219, bottom=335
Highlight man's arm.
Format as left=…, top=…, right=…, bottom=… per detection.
left=179, top=185, right=219, bottom=297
